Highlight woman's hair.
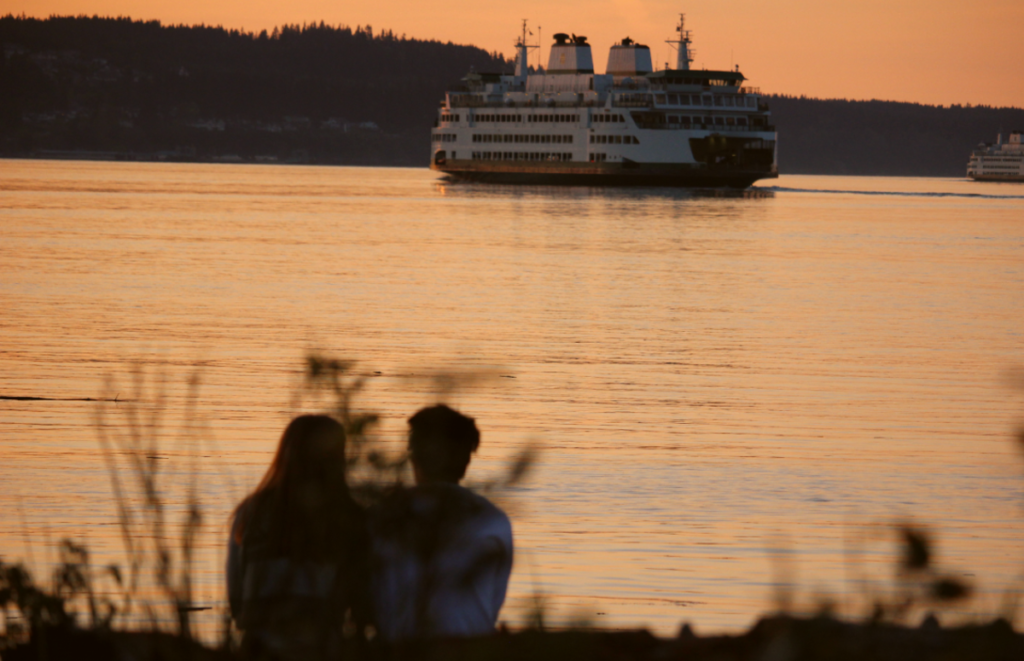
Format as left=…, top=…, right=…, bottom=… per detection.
left=232, top=415, right=361, bottom=560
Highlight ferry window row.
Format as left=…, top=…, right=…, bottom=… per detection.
left=432, top=133, right=457, bottom=143
left=440, top=113, right=461, bottom=122
left=475, top=114, right=580, bottom=123
left=473, top=134, right=574, bottom=144
left=616, top=93, right=757, bottom=108
left=590, top=153, right=608, bottom=162
left=593, top=114, right=625, bottom=123
left=477, top=114, right=521, bottom=123
left=656, top=94, right=757, bottom=108
left=617, top=93, right=650, bottom=106
left=527, top=114, right=578, bottom=123
left=666, top=116, right=750, bottom=126
left=660, top=76, right=735, bottom=86
left=590, top=135, right=640, bottom=145
left=472, top=151, right=574, bottom=162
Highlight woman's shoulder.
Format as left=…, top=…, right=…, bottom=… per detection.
left=231, top=495, right=254, bottom=535
left=231, top=492, right=276, bottom=543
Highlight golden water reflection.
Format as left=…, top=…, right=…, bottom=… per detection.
left=1, top=160, right=1023, bottom=640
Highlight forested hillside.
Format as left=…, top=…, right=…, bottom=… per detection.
left=768, top=96, right=1024, bottom=176
left=0, top=15, right=510, bottom=164
left=1, top=15, right=1021, bottom=173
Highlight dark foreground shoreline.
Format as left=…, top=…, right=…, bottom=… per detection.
left=5, top=615, right=1022, bottom=661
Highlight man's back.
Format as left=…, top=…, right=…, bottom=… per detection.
left=370, top=483, right=513, bottom=640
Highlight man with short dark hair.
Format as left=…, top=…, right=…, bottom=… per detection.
left=407, top=404, right=481, bottom=484
left=370, top=405, right=513, bottom=640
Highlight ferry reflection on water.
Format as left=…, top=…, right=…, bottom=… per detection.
left=433, top=179, right=776, bottom=200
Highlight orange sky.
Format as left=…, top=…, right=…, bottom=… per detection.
left=5, top=0, right=1023, bottom=108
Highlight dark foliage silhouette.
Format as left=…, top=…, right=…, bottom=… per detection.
left=0, top=15, right=510, bottom=163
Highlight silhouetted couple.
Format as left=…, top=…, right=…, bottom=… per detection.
left=227, top=405, right=513, bottom=659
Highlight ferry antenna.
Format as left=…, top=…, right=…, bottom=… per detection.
left=516, top=18, right=538, bottom=52
left=665, top=12, right=694, bottom=71
left=514, top=19, right=538, bottom=82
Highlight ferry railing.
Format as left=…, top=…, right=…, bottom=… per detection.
left=449, top=98, right=488, bottom=108
left=612, top=99, right=654, bottom=109
left=649, top=102, right=761, bottom=110
left=647, top=83, right=751, bottom=92
left=449, top=99, right=604, bottom=109
left=632, top=121, right=776, bottom=133
left=615, top=99, right=764, bottom=111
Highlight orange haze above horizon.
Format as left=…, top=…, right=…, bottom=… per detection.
left=5, top=0, right=1023, bottom=109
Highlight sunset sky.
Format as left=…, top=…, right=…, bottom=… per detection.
left=6, top=0, right=1023, bottom=108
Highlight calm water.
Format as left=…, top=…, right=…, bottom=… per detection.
left=2, top=160, right=1023, bottom=638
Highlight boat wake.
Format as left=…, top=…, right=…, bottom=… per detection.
left=755, top=185, right=1024, bottom=200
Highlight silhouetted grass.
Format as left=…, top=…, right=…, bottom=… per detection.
left=90, top=363, right=209, bottom=641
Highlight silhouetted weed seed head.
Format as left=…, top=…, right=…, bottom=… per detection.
left=527, top=591, right=548, bottom=631
left=1012, top=368, right=1024, bottom=468
left=301, top=353, right=382, bottom=475
left=0, top=560, right=73, bottom=636
left=931, top=577, right=971, bottom=602
left=306, top=355, right=354, bottom=385
left=55, top=541, right=90, bottom=597
left=888, top=523, right=974, bottom=620
left=504, top=447, right=537, bottom=487
left=901, top=526, right=931, bottom=572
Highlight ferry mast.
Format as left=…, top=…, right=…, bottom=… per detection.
left=514, top=19, right=538, bottom=85
left=665, top=13, right=694, bottom=70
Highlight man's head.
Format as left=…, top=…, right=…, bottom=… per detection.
left=407, top=404, right=480, bottom=484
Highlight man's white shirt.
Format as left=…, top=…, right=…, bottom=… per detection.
left=370, top=483, right=513, bottom=640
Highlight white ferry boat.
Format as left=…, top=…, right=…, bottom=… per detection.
left=431, top=16, right=777, bottom=188
left=967, top=132, right=1024, bottom=182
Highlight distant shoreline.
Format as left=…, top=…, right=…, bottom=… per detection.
left=0, top=152, right=986, bottom=179
left=3, top=15, right=1023, bottom=177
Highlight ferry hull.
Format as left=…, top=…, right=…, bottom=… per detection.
left=432, top=161, right=777, bottom=188
left=968, top=174, right=1024, bottom=183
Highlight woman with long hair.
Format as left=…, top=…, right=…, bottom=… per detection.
left=227, top=415, right=370, bottom=659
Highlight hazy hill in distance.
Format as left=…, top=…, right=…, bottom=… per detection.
left=2, top=15, right=1021, bottom=174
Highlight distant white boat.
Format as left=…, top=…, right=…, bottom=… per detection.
left=967, top=131, right=1024, bottom=182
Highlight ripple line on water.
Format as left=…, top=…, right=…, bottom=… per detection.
left=757, top=185, right=1024, bottom=200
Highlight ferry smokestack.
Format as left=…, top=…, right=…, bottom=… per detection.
left=606, top=38, right=653, bottom=77
left=547, top=33, right=594, bottom=74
